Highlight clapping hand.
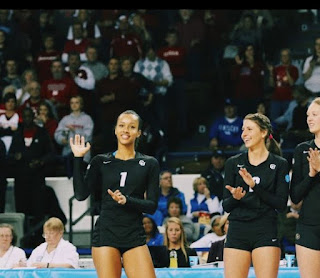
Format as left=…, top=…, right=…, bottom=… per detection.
left=225, top=185, right=246, bottom=200
left=70, top=134, right=91, bottom=157
left=108, top=189, right=127, bottom=205
left=238, top=168, right=255, bottom=188
left=307, top=148, right=320, bottom=177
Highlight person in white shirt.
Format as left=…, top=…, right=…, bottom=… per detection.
left=25, top=217, right=79, bottom=269
left=190, top=214, right=226, bottom=248
left=0, top=223, right=26, bottom=269
left=302, top=37, right=320, bottom=95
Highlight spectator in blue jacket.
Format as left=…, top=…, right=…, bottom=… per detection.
left=148, top=170, right=187, bottom=226
left=143, top=215, right=164, bottom=246
left=188, top=176, right=221, bottom=223
left=208, top=98, right=243, bottom=151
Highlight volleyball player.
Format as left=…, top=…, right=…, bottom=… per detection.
left=223, top=113, right=290, bottom=278
left=70, top=110, right=159, bottom=278
left=290, top=97, right=320, bottom=278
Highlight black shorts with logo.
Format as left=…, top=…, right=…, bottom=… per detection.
left=225, top=216, right=280, bottom=251
left=295, top=222, right=320, bottom=250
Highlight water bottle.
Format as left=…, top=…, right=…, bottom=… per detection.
left=169, top=250, right=178, bottom=268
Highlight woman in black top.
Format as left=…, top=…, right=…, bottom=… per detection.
left=163, top=216, right=197, bottom=267
left=223, top=113, right=290, bottom=278
left=290, top=97, right=320, bottom=278
left=70, top=110, right=160, bottom=278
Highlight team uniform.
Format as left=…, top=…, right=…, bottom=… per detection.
left=290, top=140, right=320, bottom=250
left=223, top=152, right=290, bottom=251
left=73, top=152, right=160, bottom=251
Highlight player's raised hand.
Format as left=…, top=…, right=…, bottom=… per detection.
left=70, top=134, right=91, bottom=157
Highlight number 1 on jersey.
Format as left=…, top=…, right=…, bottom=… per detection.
left=120, top=172, right=128, bottom=187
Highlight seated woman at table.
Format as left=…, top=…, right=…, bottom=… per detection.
left=26, top=217, right=79, bottom=268
left=0, top=223, right=26, bottom=269
left=164, top=216, right=197, bottom=267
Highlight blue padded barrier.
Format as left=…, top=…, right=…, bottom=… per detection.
left=0, top=267, right=301, bottom=278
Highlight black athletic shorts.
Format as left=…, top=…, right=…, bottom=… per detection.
left=225, top=216, right=280, bottom=251
left=295, top=222, right=320, bottom=250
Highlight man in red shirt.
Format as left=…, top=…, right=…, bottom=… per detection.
left=41, top=60, right=78, bottom=120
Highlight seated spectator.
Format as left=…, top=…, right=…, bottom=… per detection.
left=34, top=101, right=58, bottom=148
left=267, top=48, right=299, bottom=121
left=66, top=10, right=101, bottom=48
left=0, top=223, right=26, bottom=269
left=15, top=68, right=38, bottom=108
left=230, top=43, right=265, bottom=116
left=0, top=93, right=19, bottom=154
left=149, top=170, right=187, bottom=226
left=190, top=214, right=226, bottom=249
left=64, top=51, right=95, bottom=117
left=190, top=214, right=226, bottom=263
left=201, top=150, right=226, bottom=202
left=163, top=197, right=196, bottom=244
left=0, top=59, right=22, bottom=94
left=207, top=212, right=229, bottom=263
left=142, top=215, right=164, bottom=246
left=54, top=95, right=94, bottom=178
left=19, top=81, right=52, bottom=118
left=0, top=85, right=17, bottom=114
left=164, top=216, right=197, bottom=268
left=41, top=59, right=78, bottom=120
left=302, top=37, right=320, bottom=96
left=25, top=217, right=79, bottom=268
left=187, top=176, right=221, bottom=223
left=61, top=20, right=90, bottom=64
left=34, top=34, right=61, bottom=84
left=229, top=13, right=262, bottom=55
left=110, top=14, right=143, bottom=63
left=82, top=45, right=109, bottom=82
left=208, top=98, right=243, bottom=151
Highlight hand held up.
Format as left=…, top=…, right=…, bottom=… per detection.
left=70, top=134, right=91, bottom=157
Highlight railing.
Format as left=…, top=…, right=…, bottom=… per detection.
left=68, top=195, right=101, bottom=244
left=68, top=195, right=92, bottom=244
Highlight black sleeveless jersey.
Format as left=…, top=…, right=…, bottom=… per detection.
left=73, top=152, right=160, bottom=247
left=223, top=151, right=290, bottom=221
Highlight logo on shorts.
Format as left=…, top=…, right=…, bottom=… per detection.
left=272, top=238, right=277, bottom=242
left=237, top=164, right=244, bottom=168
left=139, top=160, right=146, bottom=166
left=295, top=233, right=300, bottom=240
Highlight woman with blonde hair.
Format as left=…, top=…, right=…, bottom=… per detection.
left=26, top=217, right=79, bottom=268
left=290, top=97, right=320, bottom=277
left=188, top=176, right=221, bottom=223
left=164, top=217, right=197, bottom=267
